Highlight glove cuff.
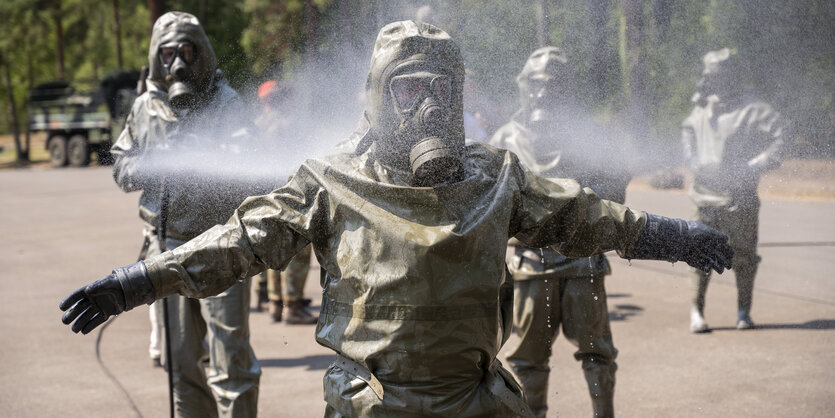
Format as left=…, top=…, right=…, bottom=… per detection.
left=112, top=261, right=156, bottom=311
left=631, top=213, right=686, bottom=262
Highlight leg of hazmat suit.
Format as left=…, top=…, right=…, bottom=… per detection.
left=281, top=244, right=316, bottom=324
left=727, top=198, right=761, bottom=329
left=146, top=237, right=164, bottom=364
left=507, top=273, right=617, bottom=418
left=562, top=275, right=617, bottom=418
left=161, top=238, right=261, bottom=418
left=201, top=278, right=261, bottom=417
left=690, top=198, right=760, bottom=331
left=281, top=244, right=312, bottom=303
left=266, top=269, right=283, bottom=321
left=506, top=278, right=560, bottom=418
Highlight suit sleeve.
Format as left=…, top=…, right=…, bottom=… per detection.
left=142, top=162, right=325, bottom=299
left=509, top=157, right=646, bottom=258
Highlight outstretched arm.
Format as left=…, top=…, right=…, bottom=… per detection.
left=511, top=162, right=732, bottom=274
left=60, top=165, right=324, bottom=334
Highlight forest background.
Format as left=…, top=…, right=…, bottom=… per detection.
left=1, top=0, right=833, bottom=166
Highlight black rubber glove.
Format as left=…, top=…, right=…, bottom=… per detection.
left=60, top=262, right=156, bottom=334
left=631, top=213, right=733, bottom=274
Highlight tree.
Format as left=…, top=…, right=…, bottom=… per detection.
left=536, top=0, right=552, bottom=47
left=0, top=51, right=26, bottom=161
left=619, top=0, right=649, bottom=141
left=54, top=0, right=65, bottom=80
left=113, top=0, right=123, bottom=68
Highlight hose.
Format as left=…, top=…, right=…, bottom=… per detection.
left=94, top=316, right=144, bottom=418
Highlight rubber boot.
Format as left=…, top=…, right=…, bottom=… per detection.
left=269, top=300, right=283, bottom=322
left=510, top=365, right=549, bottom=418
left=689, top=269, right=711, bottom=333
left=284, top=300, right=318, bottom=325
left=735, top=260, right=757, bottom=330
left=583, top=360, right=615, bottom=418
left=254, top=286, right=268, bottom=312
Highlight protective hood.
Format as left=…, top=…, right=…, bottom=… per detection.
left=697, top=48, right=741, bottom=102
left=516, top=46, right=574, bottom=131
left=147, top=12, right=217, bottom=105
left=355, top=20, right=465, bottom=185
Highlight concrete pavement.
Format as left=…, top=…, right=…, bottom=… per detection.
left=0, top=167, right=832, bottom=417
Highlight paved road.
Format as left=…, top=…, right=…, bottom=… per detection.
left=1, top=167, right=833, bottom=417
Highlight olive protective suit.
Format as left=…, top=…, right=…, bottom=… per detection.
left=111, top=12, right=261, bottom=417
left=682, top=48, right=788, bottom=332
left=144, top=22, right=649, bottom=417
left=490, top=47, right=630, bottom=418
left=62, top=21, right=732, bottom=417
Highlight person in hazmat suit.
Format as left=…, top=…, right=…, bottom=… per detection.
left=253, top=80, right=318, bottom=325
left=62, top=21, right=732, bottom=417
left=490, top=46, right=631, bottom=418
left=109, top=11, right=261, bottom=417
left=683, top=48, right=789, bottom=333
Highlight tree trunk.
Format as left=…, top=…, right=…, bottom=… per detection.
left=650, top=0, right=673, bottom=40
left=305, top=0, right=319, bottom=59
left=55, top=0, right=65, bottom=80
left=148, top=0, right=163, bottom=34
left=304, top=0, right=319, bottom=113
left=113, top=0, right=123, bottom=69
left=620, top=0, right=649, bottom=141
left=588, top=0, right=612, bottom=103
left=536, top=0, right=552, bottom=47
left=200, top=0, right=208, bottom=23
left=1, top=52, right=27, bottom=162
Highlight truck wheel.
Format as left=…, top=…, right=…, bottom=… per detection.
left=68, top=135, right=90, bottom=167
left=48, top=135, right=69, bottom=167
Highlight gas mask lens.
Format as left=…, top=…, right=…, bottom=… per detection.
left=390, top=75, right=451, bottom=113
left=160, top=43, right=195, bottom=67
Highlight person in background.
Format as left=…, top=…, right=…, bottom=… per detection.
left=490, top=46, right=630, bottom=418
left=682, top=48, right=790, bottom=333
left=109, top=12, right=261, bottom=417
left=253, top=80, right=318, bottom=325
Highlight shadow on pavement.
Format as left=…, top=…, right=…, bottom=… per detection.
left=710, top=318, right=835, bottom=332
left=609, top=303, right=644, bottom=322
left=259, top=354, right=334, bottom=370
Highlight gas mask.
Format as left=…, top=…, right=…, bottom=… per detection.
left=517, top=47, right=573, bottom=136
left=360, top=21, right=466, bottom=187
left=695, top=48, right=741, bottom=104
left=148, top=12, right=217, bottom=109
left=388, top=70, right=461, bottom=186
left=159, top=42, right=198, bottom=107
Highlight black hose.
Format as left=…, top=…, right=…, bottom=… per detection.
left=95, top=316, right=143, bottom=418
left=163, top=298, right=175, bottom=418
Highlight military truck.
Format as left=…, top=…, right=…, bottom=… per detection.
left=27, top=70, right=139, bottom=167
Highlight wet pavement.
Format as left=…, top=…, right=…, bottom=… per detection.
left=1, top=167, right=832, bottom=417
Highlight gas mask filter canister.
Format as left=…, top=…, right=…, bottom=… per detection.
left=389, top=72, right=462, bottom=186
